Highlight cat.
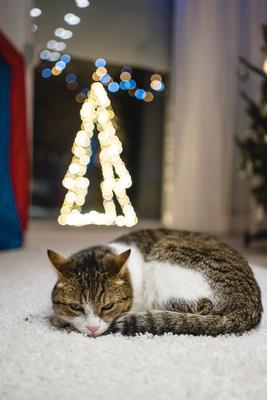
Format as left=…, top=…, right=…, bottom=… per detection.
left=48, top=229, right=262, bottom=337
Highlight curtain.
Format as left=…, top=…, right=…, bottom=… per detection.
left=162, top=0, right=267, bottom=233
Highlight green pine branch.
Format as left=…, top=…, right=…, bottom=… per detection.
left=239, top=56, right=266, bottom=78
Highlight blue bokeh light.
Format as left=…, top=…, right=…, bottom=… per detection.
left=156, top=82, right=165, bottom=92
left=65, top=73, right=77, bottom=83
left=101, top=74, right=111, bottom=84
left=119, top=80, right=131, bottom=90
left=128, top=79, right=136, bottom=89
left=121, top=66, right=132, bottom=74
left=135, top=89, right=146, bottom=100
left=42, top=68, right=52, bottom=78
left=108, top=82, right=120, bottom=92
left=81, top=87, right=89, bottom=95
left=95, top=58, right=106, bottom=68
left=61, top=54, right=71, bottom=64
left=56, top=61, right=66, bottom=70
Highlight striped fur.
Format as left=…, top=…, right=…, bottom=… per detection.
left=48, top=229, right=262, bottom=337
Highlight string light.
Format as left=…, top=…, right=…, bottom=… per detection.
left=135, top=89, right=146, bottom=100
left=95, top=58, right=107, bottom=68
left=58, top=82, right=138, bottom=227
left=54, top=28, right=73, bottom=39
left=47, top=40, right=66, bottom=51
left=42, top=68, right=52, bottom=78
left=143, top=91, right=154, bottom=102
left=76, top=0, right=90, bottom=7
left=52, top=66, right=62, bottom=76
left=50, top=52, right=61, bottom=61
left=108, top=82, right=120, bottom=92
left=151, top=79, right=162, bottom=91
left=64, top=13, right=81, bottom=25
left=40, top=48, right=165, bottom=104
left=30, top=8, right=42, bottom=17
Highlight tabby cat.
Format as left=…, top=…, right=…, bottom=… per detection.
left=48, top=229, right=262, bottom=337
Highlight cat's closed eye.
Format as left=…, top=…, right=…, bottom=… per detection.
left=101, top=303, right=115, bottom=311
left=69, top=303, right=83, bottom=312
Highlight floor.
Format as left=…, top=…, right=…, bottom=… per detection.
left=0, top=220, right=267, bottom=400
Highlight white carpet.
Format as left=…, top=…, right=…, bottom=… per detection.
left=0, top=222, right=267, bottom=400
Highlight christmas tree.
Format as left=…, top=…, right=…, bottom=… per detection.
left=58, top=82, right=138, bottom=227
left=237, top=24, right=267, bottom=245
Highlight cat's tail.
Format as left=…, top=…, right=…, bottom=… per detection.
left=112, top=309, right=261, bottom=336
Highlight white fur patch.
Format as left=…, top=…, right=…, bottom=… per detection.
left=109, top=241, right=213, bottom=310
left=59, top=303, right=110, bottom=337
left=143, top=260, right=212, bottom=309
left=109, top=242, right=145, bottom=311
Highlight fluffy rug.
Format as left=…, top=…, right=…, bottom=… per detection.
left=0, top=223, right=267, bottom=400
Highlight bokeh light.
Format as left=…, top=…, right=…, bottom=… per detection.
left=55, top=61, right=66, bottom=71
left=47, top=40, right=57, bottom=50
left=65, top=73, right=77, bottom=83
left=40, top=50, right=51, bottom=60
left=143, top=91, right=154, bottom=102
left=95, top=58, right=106, bottom=68
left=135, top=89, right=146, bottom=100
left=120, top=71, right=131, bottom=81
left=75, top=93, right=85, bottom=103
left=96, top=67, right=107, bottom=77
left=128, top=89, right=136, bottom=97
left=56, top=42, right=66, bottom=51
left=32, top=24, right=38, bottom=32
left=41, top=68, right=52, bottom=78
left=64, top=13, right=81, bottom=25
left=128, top=79, right=136, bottom=89
left=75, top=0, right=90, bottom=7
left=157, top=82, right=165, bottom=92
left=61, top=54, right=71, bottom=64
left=47, top=40, right=66, bottom=52
left=108, top=82, right=120, bottom=92
left=151, top=73, right=162, bottom=82
left=101, top=74, right=112, bottom=84
left=50, top=52, right=61, bottom=61
left=52, top=67, right=62, bottom=76
left=67, top=82, right=78, bottom=90
left=121, top=66, right=132, bottom=74
left=120, top=81, right=131, bottom=90
left=30, top=8, right=42, bottom=17
left=92, top=72, right=101, bottom=81
left=81, top=88, right=89, bottom=96
left=59, top=82, right=138, bottom=227
left=54, top=28, right=73, bottom=40
left=151, top=79, right=162, bottom=91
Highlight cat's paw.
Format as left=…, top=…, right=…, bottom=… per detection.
left=109, top=312, right=132, bottom=335
left=111, top=312, right=148, bottom=336
left=197, top=298, right=214, bottom=315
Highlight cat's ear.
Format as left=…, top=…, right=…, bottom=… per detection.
left=47, top=249, right=66, bottom=276
left=105, top=249, right=131, bottom=276
left=116, top=249, right=131, bottom=277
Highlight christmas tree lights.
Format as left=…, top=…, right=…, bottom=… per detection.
left=58, top=82, right=138, bottom=227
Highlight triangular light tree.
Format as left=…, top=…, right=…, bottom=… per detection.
left=58, top=82, right=138, bottom=227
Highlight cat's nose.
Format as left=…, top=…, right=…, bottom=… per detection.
left=86, top=324, right=99, bottom=334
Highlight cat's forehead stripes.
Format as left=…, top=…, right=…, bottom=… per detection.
left=82, top=302, right=95, bottom=315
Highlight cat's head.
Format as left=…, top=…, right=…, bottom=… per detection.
left=47, top=247, right=132, bottom=337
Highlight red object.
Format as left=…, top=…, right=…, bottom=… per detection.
left=0, top=29, right=29, bottom=230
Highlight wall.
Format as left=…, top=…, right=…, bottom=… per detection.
left=34, top=0, right=171, bottom=72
